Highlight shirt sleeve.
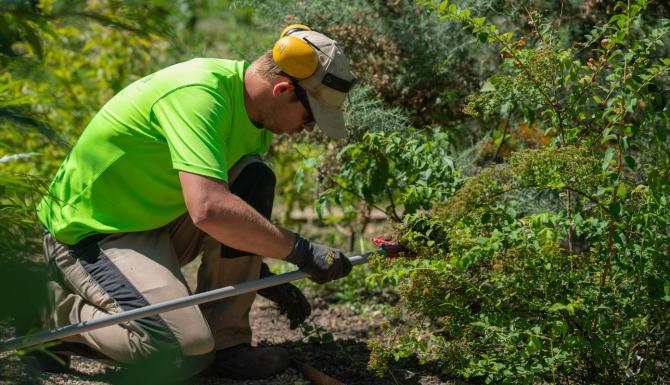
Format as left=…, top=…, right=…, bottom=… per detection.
left=152, top=85, right=231, bottom=182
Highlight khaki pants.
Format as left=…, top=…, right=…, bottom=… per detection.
left=42, top=157, right=266, bottom=369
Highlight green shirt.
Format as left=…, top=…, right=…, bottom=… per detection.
left=37, top=58, right=273, bottom=244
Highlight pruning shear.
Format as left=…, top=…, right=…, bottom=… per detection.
left=371, top=233, right=414, bottom=258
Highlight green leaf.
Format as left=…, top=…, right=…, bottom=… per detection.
left=17, top=21, right=43, bottom=58
left=609, top=201, right=622, bottom=217
left=616, top=185, right=627, bottom=198
left=602, top=148, right=615, bottom=170
left=294, top=167, right=305, bottom=192
left=501, top=32, right=513, bottom=43
left=527, top=336, right=543, bottom=353
left=548, top=303, right=567, bottom=312
left=552, top=320, right=568, bottom=337
left=473, top=17, right=486, bottom=26
left=480, top=81, right=496, bottom=92
left=655, top=126, right=667, bottom=142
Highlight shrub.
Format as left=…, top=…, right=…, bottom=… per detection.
left=368, top=1, right=670, bottom=383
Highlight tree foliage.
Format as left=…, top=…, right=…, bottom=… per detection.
left=0, top=0, right=191, bottom=337
left=0, top=0, right=182, bottom=261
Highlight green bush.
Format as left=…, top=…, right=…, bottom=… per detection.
left=315, top=88, right=461, bottom=219
left=368, top=1, right=670, bottom=383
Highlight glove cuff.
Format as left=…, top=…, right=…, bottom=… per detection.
left=285, top=233, right=310, bottom=267
left=259, top=262, right=274, bottom=279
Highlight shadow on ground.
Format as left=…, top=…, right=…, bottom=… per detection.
left=277, top=339, right=464, bottom=385
left=0, top=340, right=469, bottom=385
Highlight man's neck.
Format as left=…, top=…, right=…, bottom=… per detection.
left=243, top=66, right=267, bottom=127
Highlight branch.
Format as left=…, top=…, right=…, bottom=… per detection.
left=385, top=186, right=402, bottom=222
left=464, top=184, right=609, bottom=220
left=492, top=107, right=514, bottom=163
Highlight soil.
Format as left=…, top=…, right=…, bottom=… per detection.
left=0, top=259, right=461, bottom=385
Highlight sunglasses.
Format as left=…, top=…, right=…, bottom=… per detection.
left=292, top=82, right=315, bottom=126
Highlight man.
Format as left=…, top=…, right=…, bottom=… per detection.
left=32, top=25, right=356, bottom=379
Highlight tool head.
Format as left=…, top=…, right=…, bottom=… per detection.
left=371, top=233, right=414, bottom=258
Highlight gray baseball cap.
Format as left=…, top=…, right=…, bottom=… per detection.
left=288, top=29, right=356, bottom=139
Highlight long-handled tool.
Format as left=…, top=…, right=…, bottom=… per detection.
left=0, top=237, right=414, bottom=353
left=0, top=256, right=372, bottom=353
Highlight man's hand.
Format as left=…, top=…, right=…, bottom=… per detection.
left=285, top=234, right=353, bottom=284
left=257, top=263, right=311, bottom=329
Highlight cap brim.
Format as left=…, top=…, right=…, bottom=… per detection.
left=307, top=93, right=347, bottom=139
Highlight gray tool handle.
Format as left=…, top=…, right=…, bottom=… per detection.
left=0, top=254, right=370, bottom=352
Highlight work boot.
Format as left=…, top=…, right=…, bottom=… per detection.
left=201, top=343, right=289, bottom=379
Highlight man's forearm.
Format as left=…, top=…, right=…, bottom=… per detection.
left=196, top=192, right=295, bottom=259
left=179, top=170, right=294, bottom=259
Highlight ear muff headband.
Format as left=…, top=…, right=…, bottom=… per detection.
left=273, top=24, right=318, bottom=79
left=280, top=24, right=311, bottom=39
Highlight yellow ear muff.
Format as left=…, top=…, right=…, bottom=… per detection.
left=272, top=35, right=318, bottom=79
left=280, top=23, right=311, bottom=38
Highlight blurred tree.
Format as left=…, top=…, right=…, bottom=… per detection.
left=0, top=0, right=183, bottom=348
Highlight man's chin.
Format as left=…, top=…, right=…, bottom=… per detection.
left=264, top=125, right=303, bottom=135
left=251, top=120, right=265, bottom=130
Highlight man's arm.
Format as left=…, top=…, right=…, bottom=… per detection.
left=179, top=171, right=295, bottom=260
left=180, top=170, right=352, bottom=283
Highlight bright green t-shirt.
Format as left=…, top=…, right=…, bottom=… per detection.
left=37, top=58, right=273, bottom=245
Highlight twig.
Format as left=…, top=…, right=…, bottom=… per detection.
left=481, top=184, right=608, bottom=216
left=492, top=108, right=514, bottom=163
left=385, top=186, right=402, bottom=222
left=566, top=190, right=573, bottom=253
left=596, top=144, right=623, bottom=306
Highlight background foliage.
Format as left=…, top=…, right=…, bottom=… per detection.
left=2, top=0, right=670, bottom=384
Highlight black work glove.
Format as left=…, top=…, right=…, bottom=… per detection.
left=285, top=234, right=353, bottom=284
left=257, top=263, right=311, bottom=329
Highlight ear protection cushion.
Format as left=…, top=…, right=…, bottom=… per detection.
left=273, top=35, right=318, bottom=79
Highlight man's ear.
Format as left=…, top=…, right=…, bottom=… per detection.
left=271, top=77, right=294, bottom=97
